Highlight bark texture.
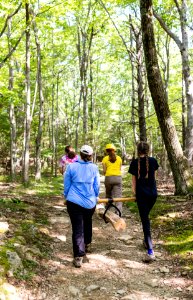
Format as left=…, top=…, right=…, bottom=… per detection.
left=140, top=0, right=191, bottom=195
left=23, top=3, right=31, bottom=184
left=154, top=0, right=193, bottom=164
left=33, top=19, right=44, bottom=180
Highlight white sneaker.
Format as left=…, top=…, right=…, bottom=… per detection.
left=143, top=253, right=156, bottom=263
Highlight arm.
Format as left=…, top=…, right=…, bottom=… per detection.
left=93, top=169, right=100, bottom=197
left=132, top=175, right=136, bottom=195
left=120, top=157, right=122, bottom=171
left=64, top=166, right=72, bottom=198
left=102, top=163, right=106, bottom=176
left=62, top=163, right=67, bottom=174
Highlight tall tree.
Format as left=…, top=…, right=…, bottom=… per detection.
left=23, top=2, right=31, bottom=184
left=33, top=18, right=45, bottom=181
left=8, top=18, right=17, bottom=181
left=140, top=0, right=191, bottom=195
left=130, top=16, right=147, bottom=142
left=154, top=0, right=193, bottom=164
left=76, top=19, right=94, bottom=143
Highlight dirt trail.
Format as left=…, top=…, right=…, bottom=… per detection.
left=16, top=196, right=192, bottom=300
left=0, top=169, right=193, bottom=299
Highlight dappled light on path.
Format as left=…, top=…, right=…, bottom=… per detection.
left=0, top=172, right=192, bottom=299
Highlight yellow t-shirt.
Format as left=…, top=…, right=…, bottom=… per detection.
left=102, top=155, right=122, bottom=176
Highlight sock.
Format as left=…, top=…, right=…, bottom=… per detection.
left=148, top=249, right=154, bottom=255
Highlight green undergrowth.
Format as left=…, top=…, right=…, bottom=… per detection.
left=0, top=174, right=63, bottom=197
left=127, top=195, right=193, bottom=270
left=0, top=188, right=54, bottom=281
left=0, top=198, right=27, bottom=213
left=0, top=245, right=13, bottom=276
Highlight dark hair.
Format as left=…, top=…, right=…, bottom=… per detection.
left=137, top=141, right=149, bottom=179
left=65, top=145, right=71, bottom=154
left=80, top=152, right=92, bottom=162
left=67, top=151, right=76, bottom=159
left=106, top=149, right=117, bottom=163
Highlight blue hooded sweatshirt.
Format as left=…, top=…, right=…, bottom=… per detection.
left=64, top=160, right=100, bottom=209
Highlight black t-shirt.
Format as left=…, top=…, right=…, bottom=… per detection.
left=128, top=157, right=159, bottom=199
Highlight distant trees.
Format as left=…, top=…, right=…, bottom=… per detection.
left=0, top=0, right=193, bottom=193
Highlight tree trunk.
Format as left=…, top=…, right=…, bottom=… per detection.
left=51, top=83, right=56, bottom=175
left=54, top=73, right=60, bottom=177
left=33, top=19, right=44, bottom=181
left=182, top=76, right=186, bottom=151
left=157, top=34, right=170, bottom=102
left=76, top=18, right=94, bottom=144
left=178, top=0, right=193, bottom=163
left=8, top=18, right=17, bottom=181
left=130, top=16, right=146, bottom=142
left=164, top=35, right=170, bottom=101
left=136, top=31, right=146, bottom=142
left=129, top=19, right=138, bottom=144
left=140, top=0, right=191, bottom=195
left=154, top=0, right=193, bottom=164
left=23, top=3, right=31, bottom=184
left=90, top=57, right=94, bottom=133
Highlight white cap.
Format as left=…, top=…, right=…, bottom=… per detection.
left=80, top=145, right=93, bottom=155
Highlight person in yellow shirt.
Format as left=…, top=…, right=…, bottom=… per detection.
left=102, top=144, right=122, bottom=215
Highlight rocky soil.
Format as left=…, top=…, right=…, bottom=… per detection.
left=0, top=173, right=192, bottom=300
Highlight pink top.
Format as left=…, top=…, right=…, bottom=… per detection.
left=59, top=154, right=78, bottom=168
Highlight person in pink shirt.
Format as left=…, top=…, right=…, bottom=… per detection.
left=59, top=145, right=78, bottom=175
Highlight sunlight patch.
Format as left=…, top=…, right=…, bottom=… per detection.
left=166, top=235, right=193, bottom=245
left=53, top=205, right=65, bottom=210
left=163, top=277, right=192, bottom=287
left=89, top=254, right=117, bottom=266
left=0, top=222, right=9, bottom=233
left=122, top=259, right=148, bottom=270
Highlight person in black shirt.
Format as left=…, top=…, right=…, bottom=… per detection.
left=128, top=141, right=159, bottom=262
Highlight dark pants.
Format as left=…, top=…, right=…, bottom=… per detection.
left=67, top=201, right=95, bottom=258
left=137, top=197, right=156, bottom=250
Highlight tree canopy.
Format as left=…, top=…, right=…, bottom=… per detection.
left=0, top=0, right=193, bottom=192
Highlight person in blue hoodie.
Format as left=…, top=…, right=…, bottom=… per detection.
left=64, top=145, right=100, bottom=268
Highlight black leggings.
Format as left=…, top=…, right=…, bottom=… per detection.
left=137, top=197, right=157, bottom=250
left=67, top=201, right=95, bottom=257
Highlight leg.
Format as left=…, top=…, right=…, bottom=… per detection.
left=67, top=201, right=85, bottom=258
left=111, top=176, right=122, bottom=215
left=83, top=206, right=96, bottom=245
left=137, top=197, right=156, bottom=250
left=105, top=176, right=113, bottom=198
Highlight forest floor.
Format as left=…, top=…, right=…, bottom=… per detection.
left=0, top=167, right=192, bottom=299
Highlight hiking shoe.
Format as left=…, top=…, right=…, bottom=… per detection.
left=73, top=257, right=83, bottom=268
left=82, top=255, right=89, bottom=263
left=143, top=253, right=156, bottom=263
left=85, top=243, right=92, bottom=253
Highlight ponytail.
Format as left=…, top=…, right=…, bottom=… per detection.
left=106, top=149, right=117, bottom=163
left=145, top=154, right=149, bottom=179
left=137, top=141, right=149, bottom=179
